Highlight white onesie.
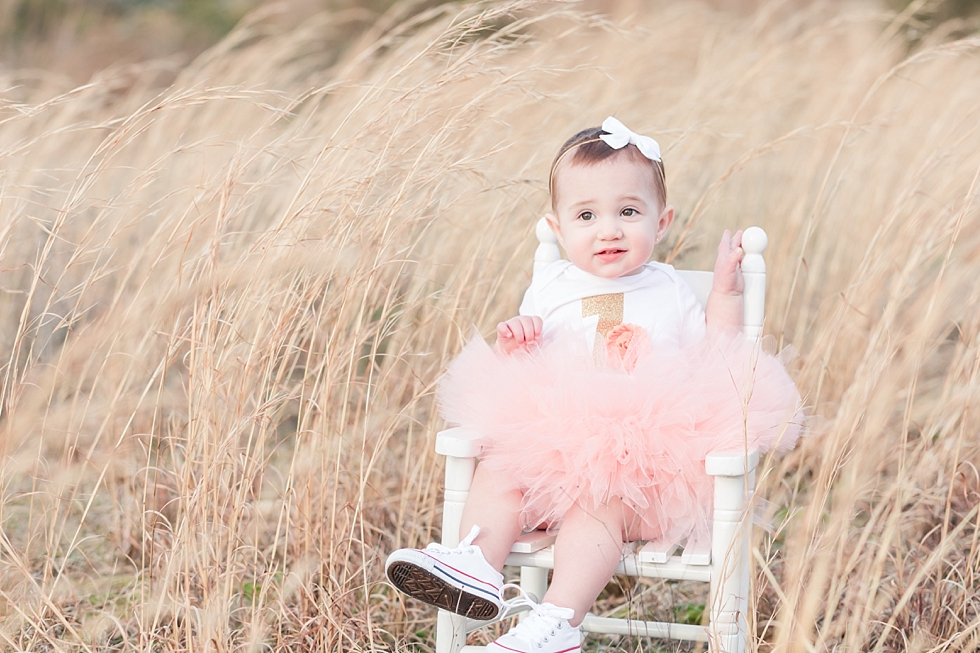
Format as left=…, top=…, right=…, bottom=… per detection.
left=519, top=260, right=706, bottom=352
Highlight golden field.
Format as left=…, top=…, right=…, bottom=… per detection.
left=0, top=0, right=979, bottom=650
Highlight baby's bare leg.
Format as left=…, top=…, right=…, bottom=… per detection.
left=544, top=497, right=635, bottom=626
left=460, top=463, right=524, bottom=570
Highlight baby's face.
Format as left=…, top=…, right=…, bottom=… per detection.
left=548, top=154, right=673, bottom=278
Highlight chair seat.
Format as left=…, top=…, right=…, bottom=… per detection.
left=505, top=546, right=712, bottom=582
left=510, top=530, right=711, bottom=564
left=510, top=530, right=555, bottom=553
left=641, top=538, right=712, bottom=566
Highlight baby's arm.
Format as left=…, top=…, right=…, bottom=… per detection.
left=496, top=315, right=543, bottom=355
left=705, top=229, right=744, bottom=333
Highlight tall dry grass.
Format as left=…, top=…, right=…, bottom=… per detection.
left=0, top=0, right=979, bottom=650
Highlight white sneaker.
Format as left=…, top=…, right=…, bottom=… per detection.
left=489, top=602, right=583, bottom=653
left=385, top=525, right=504, bottom=620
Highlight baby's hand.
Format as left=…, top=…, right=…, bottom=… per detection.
left=712, top=229, right=744, bottom=296
left=495, top=316, right=543, bottom=355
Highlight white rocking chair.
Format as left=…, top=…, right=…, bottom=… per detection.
left=434, top=220, right=770, bottom=653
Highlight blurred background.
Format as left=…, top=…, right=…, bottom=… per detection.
left=2, top=0, right=980, bottom=651
left=4, top=0, right=977, bottom=83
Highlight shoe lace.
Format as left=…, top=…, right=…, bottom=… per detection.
left=499, top=591, right=575, bottom=646
left=500, top=583, right=538, bottom=612
left=423, top=524, right=481, bottom=555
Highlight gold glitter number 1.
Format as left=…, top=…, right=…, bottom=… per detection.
left=582, top=293, right=624, bottom=356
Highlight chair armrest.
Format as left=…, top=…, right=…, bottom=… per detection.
left=705, top=449, right=760, bottom=477
left=435, top=427, right=483, bottom=458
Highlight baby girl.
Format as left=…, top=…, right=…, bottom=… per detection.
left=386, top=117, right=801, bottom=652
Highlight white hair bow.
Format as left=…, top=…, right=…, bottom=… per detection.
left=599, top=116, right=662, bottom=162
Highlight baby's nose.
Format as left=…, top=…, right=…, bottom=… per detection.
left=598, top=217, right=624, bottom=239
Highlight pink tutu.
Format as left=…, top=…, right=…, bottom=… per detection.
left=436, top=326, right=803, bottom=546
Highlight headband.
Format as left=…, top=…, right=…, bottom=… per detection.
left=549, top=117, right=664, bottom=194
left=598, top=116, right=662, bottom=162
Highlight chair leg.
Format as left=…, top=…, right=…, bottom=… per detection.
left=520, top=565, right=549, bottom=604
left=436, top=611, right=467, bottom=653
left=442, top=455, right=477, bottom=548
left=435, top=454, right=477, bottom=653
left=709, top=472, right=753, bottom=653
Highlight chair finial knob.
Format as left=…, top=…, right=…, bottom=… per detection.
left=536, top=217, right=557, bottom=244
left=742, top=226, right=767, bottom=256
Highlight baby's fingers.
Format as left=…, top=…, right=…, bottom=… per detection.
left=512, top=316, right=540, bottom=344
left=495, top=320, right=521, bottom=355
left=728, top=244, right=744, bottom=264
left=497, top=316, right=543, bottom=354
left=731, top=229, right=743, bottom=249
left=499, top=317, right=527, bottom=343
left=729, top=230, right=745, bottom=264
left=528, top=316, right=543, bottom=341
left=717, top=229, right=732, bottom=255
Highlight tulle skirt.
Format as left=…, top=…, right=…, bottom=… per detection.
left=436, top=326, right=804, bottom=546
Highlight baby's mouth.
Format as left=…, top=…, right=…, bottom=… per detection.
left=595, top=248, right=627, bottom=261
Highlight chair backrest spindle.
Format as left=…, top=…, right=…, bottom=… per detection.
left=740, top=226, right=768, bottom=344
left=534, top=217, right=561, bottom=275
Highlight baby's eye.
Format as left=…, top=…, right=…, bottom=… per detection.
left=621, top=208, right=638, bottom=217
left=578, top=211, right=596, bottom=222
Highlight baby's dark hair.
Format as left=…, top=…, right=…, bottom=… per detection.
left=549, top=126, right=667, bottom=209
